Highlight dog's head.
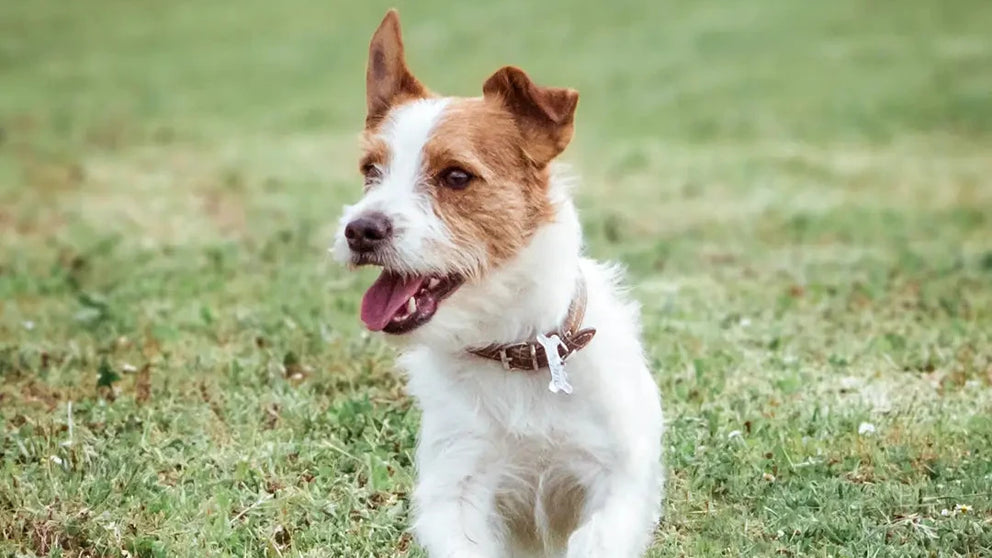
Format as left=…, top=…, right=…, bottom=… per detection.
left=333, top=9, right=578, bottom=335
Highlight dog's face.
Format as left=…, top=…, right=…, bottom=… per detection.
left=333, top=10, right=578, bottom=335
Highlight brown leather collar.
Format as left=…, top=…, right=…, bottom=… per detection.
left=468, top=274, right=597, bottom=371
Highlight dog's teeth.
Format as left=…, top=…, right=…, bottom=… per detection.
left=407, top=298, right=417, bottom=313
left=428, top=278, right=440, bottom=289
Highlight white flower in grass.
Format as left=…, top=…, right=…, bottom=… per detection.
left=727, top=430, right=742, bottom=440
left=941, top=505, right=973, bottom=517
left=858, top=422, right=876, bottom=436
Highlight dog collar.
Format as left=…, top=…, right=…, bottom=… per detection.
left=468, top=274, right=597, bottom=372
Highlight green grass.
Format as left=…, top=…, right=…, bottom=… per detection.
left=2, top=0, right=991, bottom=556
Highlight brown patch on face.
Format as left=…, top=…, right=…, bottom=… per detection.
left=365, top=10, right=430, bottom=129
left=357, top=133, right=390, bottom=191
left=421, top=97, right=557, bottom=273
left=358, top=134, right=388, bottom=171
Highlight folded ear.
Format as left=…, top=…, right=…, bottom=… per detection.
left=366, top=10, right=427, bottom=127
left=482, top=66, right=579, bottom=166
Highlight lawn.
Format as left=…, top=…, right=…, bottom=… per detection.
left=2, top=0, right=991, bottom=556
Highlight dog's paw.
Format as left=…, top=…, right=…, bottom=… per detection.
left=565, top=520, right=609, bottom=558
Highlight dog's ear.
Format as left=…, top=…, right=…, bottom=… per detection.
left=366, top=9, right=427, bottom=128
left=483, top=66, right=579, bottom=166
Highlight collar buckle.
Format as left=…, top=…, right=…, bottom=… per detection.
left=497, top=342, right=541, bottom=371
left=498, top=347, right=512, bottom=370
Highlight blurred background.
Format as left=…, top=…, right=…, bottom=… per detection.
left=2, top=1, right=990, bottom=556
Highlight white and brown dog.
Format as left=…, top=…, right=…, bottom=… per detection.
left=333, top=10, right=664, bottom=558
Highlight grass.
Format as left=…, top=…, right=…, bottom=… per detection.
left=1, top=0, right=991, bottom=556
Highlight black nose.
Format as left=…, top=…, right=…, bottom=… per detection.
left=345, top=213, right=393, bottom=252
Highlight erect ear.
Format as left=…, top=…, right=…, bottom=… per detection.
left=482, top=66, right=579, bottom=166
left=365, top=9, right=428, bottom=128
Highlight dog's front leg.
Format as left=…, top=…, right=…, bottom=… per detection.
left=411, top=444, right=501, bottom=558
left=565, top=465, right=662, bottom=558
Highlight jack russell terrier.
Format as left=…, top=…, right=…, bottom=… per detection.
left=333, top=10, right=664, bottom=557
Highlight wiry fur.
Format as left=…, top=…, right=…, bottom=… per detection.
left=332, top=10, right=665, bottom=557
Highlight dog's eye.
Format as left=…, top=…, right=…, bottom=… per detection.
left=362, top=164, right=382, bottom=186
left=439, top=167, right=473, bottom=190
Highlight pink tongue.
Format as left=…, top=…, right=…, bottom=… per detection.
left=360, top=271, right=425, bottom=331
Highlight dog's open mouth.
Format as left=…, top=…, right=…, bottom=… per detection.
left=360, top=270, right=464, bottom=334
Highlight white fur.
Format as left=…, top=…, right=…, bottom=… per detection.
left=334, top=103, right=664, bottom=558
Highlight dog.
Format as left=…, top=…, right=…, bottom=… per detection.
left=333, top=10, right=664, bottom=557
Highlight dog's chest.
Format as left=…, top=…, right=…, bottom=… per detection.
left=403, top=347, right=619, bottom=464
left=411, top=354, right=605, bottom=435
left=402, top=347, right=628, bottom=553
